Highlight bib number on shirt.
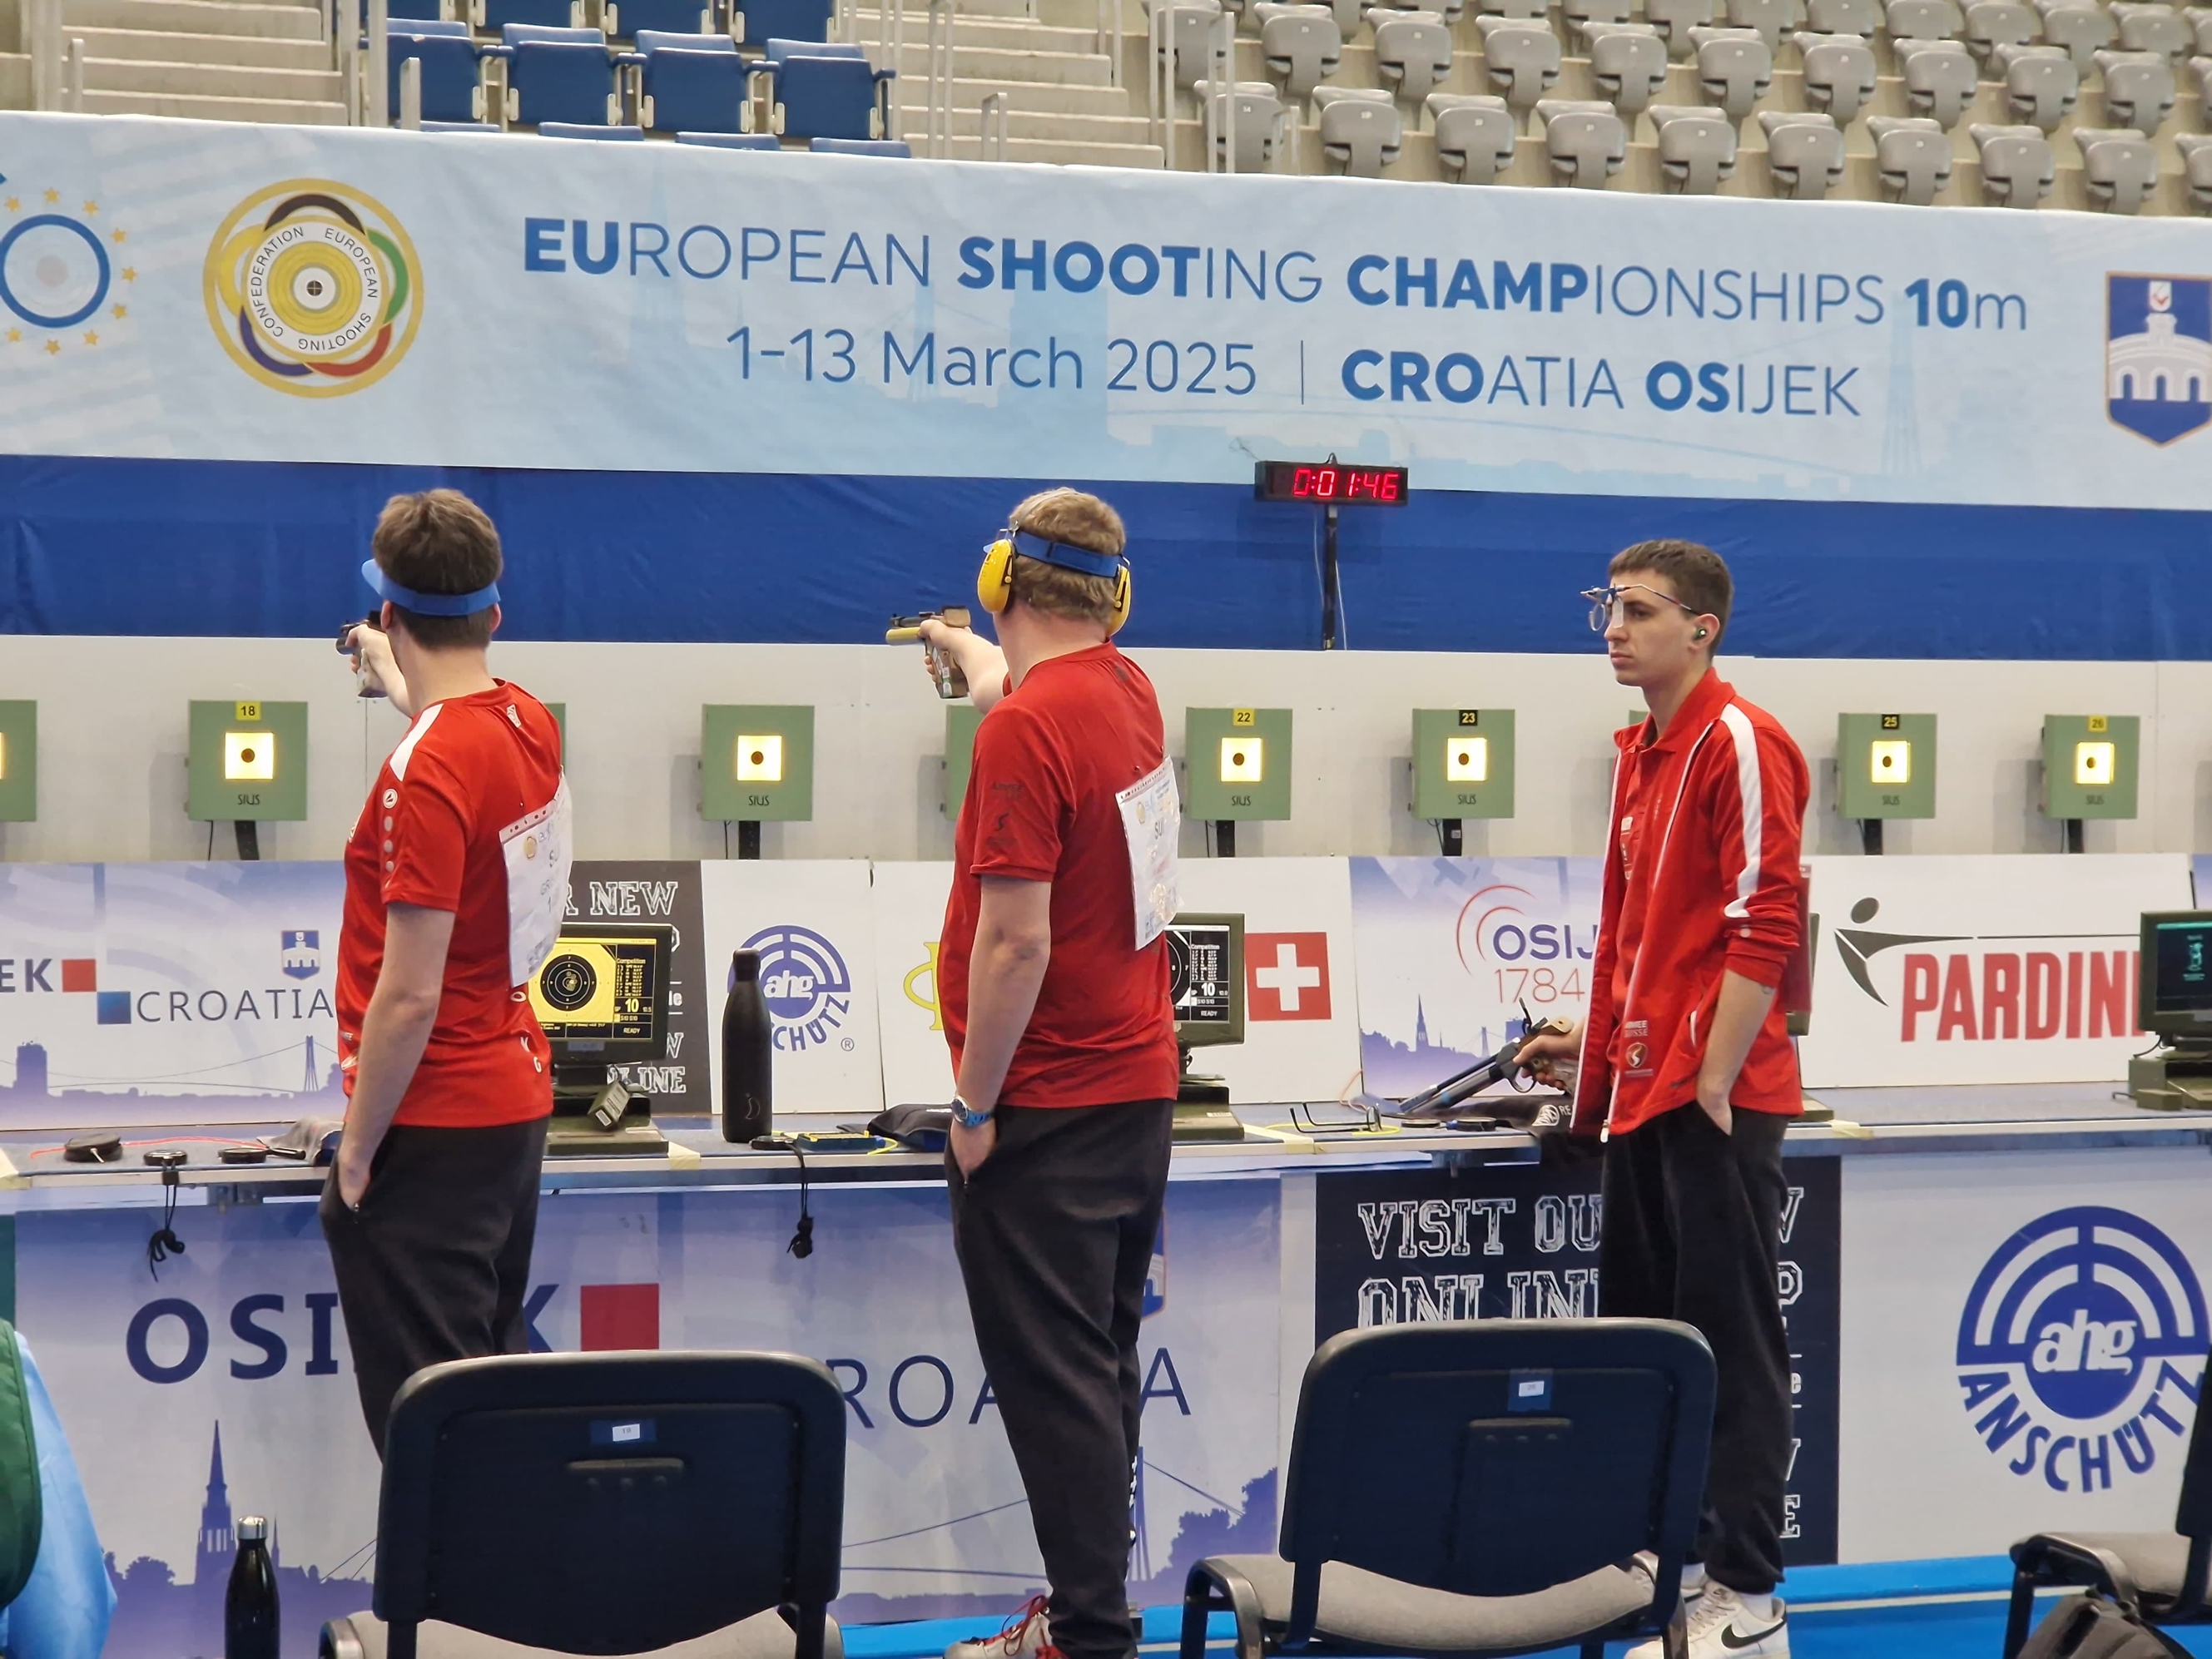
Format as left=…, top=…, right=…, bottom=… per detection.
left=1116, top=759, right=1181, bottom=952
left=503, top=775, right=574, bottom=988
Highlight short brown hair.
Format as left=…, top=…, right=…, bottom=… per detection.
left=371, top=488, right=503, bottom=649
left=1609, top=538, right=1732, bottom=651
left=1007, top=488, right=1126, bottom=626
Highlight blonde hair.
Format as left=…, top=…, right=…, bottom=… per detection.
left=1007, top=488, right=1126, bottom=626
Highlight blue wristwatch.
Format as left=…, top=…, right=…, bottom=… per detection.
left=951, top=1096, right=994, bottom=1131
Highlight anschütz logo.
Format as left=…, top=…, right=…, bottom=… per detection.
left=740, top=924, right=854, bottom=1052
left=204, top=181, right=421, bottom=396
left=1956, top=1206, right=2205, bottom=1493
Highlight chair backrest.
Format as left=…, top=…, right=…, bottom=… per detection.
left=615, top=0, right=716, bottom=35
left=1428, top=93, right=1516, bottom=180
left=389, top=32, right=481, bottom=121
left=2176, top=1345, right=2212, bottom=1553
left=488, top=0, right=586, bottom=31
left=1870, top=113, right=1952, bottom=200
left=1276, top=1320, right=1713, bottom=1640
left=811, top=136, right=911, bottom=152
left=766, top=34, right=865, bottom=61
left=504, top=21, right=607, bottom=42
left=388, top=0, right=447, bottom=19
left=775, top=52, right=879, bottom=138
left=643, top=46, right=747, bottom=129
left=637, top=26, right=734, bottom=47
left=735, top=0, right=832, bottom=44
left=375, top=1351, right=846, bottom=1657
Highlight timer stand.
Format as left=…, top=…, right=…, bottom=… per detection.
left=1252, top=456, right=1411, bottom=651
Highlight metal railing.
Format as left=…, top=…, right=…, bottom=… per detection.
left=398, top=52, right=423, bottom=125
left=922, top=0, right=953, bottom=155
left=366, top=0, right=390, bottom=125
left=1148, top=4, right=1232, bottom=171
left=1096, top=0, right=1119, bottom=85
left=980, top=86, right=1009, bottom=158
left=335, top=0, right=362, bottom=121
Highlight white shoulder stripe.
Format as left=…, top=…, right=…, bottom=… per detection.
left=1718, top=702, right=1763, bottom=921
left=388, top=701, right=444, bottom=783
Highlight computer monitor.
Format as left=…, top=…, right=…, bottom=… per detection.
left=1166, top=913, right=1244, bottom=1050
left=528, top=924, right=673, bottom=1067
left=2139, top=911, right=2212, bottom=1041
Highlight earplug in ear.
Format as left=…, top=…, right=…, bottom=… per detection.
left=1694, top=627, right=1709, bottom=641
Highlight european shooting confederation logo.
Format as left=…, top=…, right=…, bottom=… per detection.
left=204, top=181, right=421, bottom=396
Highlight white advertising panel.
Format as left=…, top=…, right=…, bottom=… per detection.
left=872, top=859, right=957, bottom=1108
left=1799, top=854, right=2190, bottom=1087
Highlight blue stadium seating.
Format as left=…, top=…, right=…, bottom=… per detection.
left=478, top=0, right=590, bottom=32
left=538, top=120, right=646, bottom=134
left=732, top=0, right=830, bottom=46
left=386, top=24, right=485, bottom=122
left=613, top=0, right=718, bottom=36
left=387, top=0, right=445, bottom=19
left=757, top=42, right=892, bottom=141
left=493, top=22, right=630, bottom=126
left=637, top=34, right=751, bottom=133
left=676, top=130, right=781, bottom=146
left=810, top=136, right=910, bottom=154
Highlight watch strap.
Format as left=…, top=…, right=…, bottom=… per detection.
left=951, top=1097, right=994, bottom=1130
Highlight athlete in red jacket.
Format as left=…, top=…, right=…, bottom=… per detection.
left=1521, top=539, right=1808, bottom=1659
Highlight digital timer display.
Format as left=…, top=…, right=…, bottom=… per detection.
left=1254, top=461, right=1409, bottom=505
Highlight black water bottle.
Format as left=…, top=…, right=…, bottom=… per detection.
left=722, top=948, right=773, bottom=1143
left=226, top=1515, right=278, bottom=1659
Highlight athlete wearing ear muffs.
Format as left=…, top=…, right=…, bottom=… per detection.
left=918, top=491, right=1178, bottom=1659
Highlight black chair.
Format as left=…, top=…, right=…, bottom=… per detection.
left=1178, top=1320, right=1715, bottom=1659
left=321, top=1351, right=846, bottom=1659
left=2001, top=1349, right=2211, bottom=1658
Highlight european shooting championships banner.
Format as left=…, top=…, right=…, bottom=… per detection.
left=2, top=112, right=2210, bottom=511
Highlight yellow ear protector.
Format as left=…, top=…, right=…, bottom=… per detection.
left=978, top=527, right=1133, bottom=636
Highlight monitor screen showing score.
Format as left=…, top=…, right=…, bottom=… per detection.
left=528, top=929, right=664, bottom=1053
left=2150, top=914, right=2212, bottom=1018
left=1254, top=461, right=1409, bottom=505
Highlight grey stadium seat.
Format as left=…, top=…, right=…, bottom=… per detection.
left=1471, top=0, right=1551, bottom=20
left=2194, top=55, right=2212, bottom=122
left=2093, top=48, right=2175, bottom=131
left=1649, top=101, right=1739, bottom=189
left=2183, top=132, right=2212, bottom=211
left=1758, top=108, right=1846, bottom=195
left=1257, top=4, right=1343, bottom=97
left=1886, top=0, right=1963, bottom=36
left=1304, top=0, right=1370, bottom=43
left=1644, top=0, right=1717, bottom=57
left=1994, top=42, right=2078, bottom=126
left=1584, top=22, right=1670, bottom=109
left=1897, top=37, right=1980, bottom=123
left=1798, top=30, right=1878, bottom=117
left=1689, top=24, right=1773, bottom=115
left=2113, top=1, right=2191, bottom=60
left=1476, top=16, right=1564, bottom=106
left=2071, top=126, right=2160, bottom=210
left=1723, top=0, right=1798, bottom=48
left=1535, top=97, right=1629, bottom=182
left=1870, top=111, right=1955, bottom=198
left=2038, top=2, right=2116, bottom=70
left=1193, top=78, right=1292, bottom=165
left=1965, top=0, right=2036, bottom=63
left=1804, top=0, right=1879, bottom=34
left=1967, top=121, right=2053, bottom=202
left=1561, top=0, right=1634, bottom=38
left=2199, top=7, right=2212, bottom=52
left=1314, top=85, right=1403, bottom=171
left=1427, top=91, right=1519, bottom=178
left=1371, top=12, right=1456, bottom=105
left=1157, top=0, right=1228, bottom=88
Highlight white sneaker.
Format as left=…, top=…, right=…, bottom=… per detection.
left=945, top=1597, right=1052, bottom=1659
left=1625, top=1583, right=1789, bottom=1659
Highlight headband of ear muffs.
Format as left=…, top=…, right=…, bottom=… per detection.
left=976, top=527, right=1132, bottom=636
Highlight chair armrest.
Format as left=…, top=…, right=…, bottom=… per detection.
left=874, top=64, right=897, bottom=79
left=615, top=49, right=644, bottom=63
left=1181, top=1559, right=1267, bottom=1659
left=481, top=42, right=513, bottom=58
left=746, top=57, right=780, bottom=79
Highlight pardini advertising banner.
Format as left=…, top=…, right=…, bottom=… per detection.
left=4, top=113, right=2212, bottom=508
left=1312, top=1159, right=1843, bottom=1567
left=1799, top=854, right=2191, bottom=1088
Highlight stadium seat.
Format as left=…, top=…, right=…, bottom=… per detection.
left=759, top=42, right=892, bottom=138
left=1721, top=0, right=1797, bottom=46
left=2112, top=1, right=2191, bottom=60
left=1886, top=0, right=1963, bottom=37
left=1314, top=85, right=1403, bottom=171
left=1758, top=108, right=1845, bottom=196
left=2198, top=8, right=2212, bottom=53
left=2072, top=126, right=2160, bottom=209
left=1689, top=25, right=1772, bottom=116
left=539, top=118, right=645, bottom=132
left=479, top=0, right=589, bottom=32
left=1964, top=0, right=2036, bottom=64
left=1803, top=0, right=1878, bottom=34
left=1310, top=0, right=1372, bottom=41
left=1993, top=42, right=2076, bottom=126
left=637, top=34, right=747, bottom=132
left=1897, top=37, right=1978, bottom=123
left=2181, top=131, right=2212, bottom=210
left=1649, top=102, right=1738, bottom=190
left=1257, top=4, right=1342, bottom=97
left=386, top=27, right=485, bottom=123
left=1968, top=121, right=2053, bottom=202
left=1192, top=79, right=1291, bottom=165
left=1427, top=90, right=1518, bottom=178
left=676, top=128, right=780, bottom=142
left=2037, top=2, right=2116, bottom=71
left=1471, top=0, right=1550, bottom=21
left=615, top=0, right=717, bottom=34
left=1798, top=31, right=1877, bottom=118
left=1584, top=21, right=1669, bottom=110
left=2194, top=54, right=2212, bottom=122
left=1371, top=12, right=1454, bottom=106
left=2093, top=47, right=2175, bottom=132
left=810, top=136, right=910, bottom=151
left=1644, top=0, right=1716, bottom=56
left=732, top=0, right=830, bottom=45
left=1160, top=0, right=1228, bottom=91
left=389, top=0, right=444, bottom=19
left=1535, top=97, right=1627, bottom=184
left=1475, top=15, right=1562, bottom=105
left=493, top=23, right=626, bottom=126
left=1870, top=111, right=1954, bottom=198
left=1560, top=0, right=1634, bottom=41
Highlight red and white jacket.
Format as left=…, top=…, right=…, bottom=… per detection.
left=1572, top=671, right=1809, bottom=1138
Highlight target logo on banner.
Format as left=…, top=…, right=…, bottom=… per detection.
left=203, top=180, right=422, bottom=396
left=1, top=188, right=135, bottom=356
left=1955, top=1206, right=2206, bottom=1494
left=741, top=923, right=855, bottom=1052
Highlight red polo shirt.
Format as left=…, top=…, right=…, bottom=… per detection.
left=938, top=643, right=1180, bottom=1108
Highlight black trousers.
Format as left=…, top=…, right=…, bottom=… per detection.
left=946, top=1100, right=1174, bottom=1659
left=1599, top=1104, right=1793, bottom=1597
left=320, top=1116, right=548, bottom=1455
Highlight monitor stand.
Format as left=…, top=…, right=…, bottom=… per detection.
left=2128, top=1040, right=2212, bottom=1111
left=1173, top=1045, right=1243, bottom=1142
left=548, top=1061, right=671, bottom=1156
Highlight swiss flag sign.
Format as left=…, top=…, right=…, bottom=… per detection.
left=1247, top=933, right=1332, bottom=1022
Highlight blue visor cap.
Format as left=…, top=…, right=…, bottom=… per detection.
left=361, top=558, right=502, bottom=617
left=1012, top=528, right=1125, bottom=580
